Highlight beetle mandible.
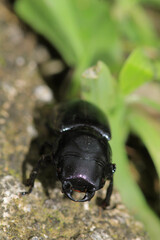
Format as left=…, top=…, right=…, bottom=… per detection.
left=21, top=100, right=116, bottom=207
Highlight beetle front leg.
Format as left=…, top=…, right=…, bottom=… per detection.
left=20, top=154, right=53, bottom=196
left=102, top=176, right=113, bottom=208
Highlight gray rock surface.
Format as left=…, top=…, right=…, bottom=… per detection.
left=0, top=1, right=149, bottom=239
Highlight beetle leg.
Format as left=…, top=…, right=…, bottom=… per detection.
left=102, top=176, right=113, bottom=208
left=20, top=154, right=52, bottom=196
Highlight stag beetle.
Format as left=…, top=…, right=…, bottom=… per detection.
left=21, top=100, right=116, bottom=207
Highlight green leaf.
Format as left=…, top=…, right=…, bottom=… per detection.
left=80, top=61, right=117, bottom=114
left=155, top=61, right=160, bottom=81
left=125, top=93, right=160, bottom=113
left=15, top=0, right=120, bottom=69
left=138, top=96, right=160, bottom=113
left=110, top=106, right=160, bottom=240
left=128, top=109, right=160, bottom=179
left=121, top=7, right=157, bottom=45
left=14, top=0, right=83, bottom=66
left=119, top=48, right=154, bottom=95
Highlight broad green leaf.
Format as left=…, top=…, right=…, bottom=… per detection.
left=128, top=109, right=160, bottom=179
left=14, top=0, right=84, bottom=66
left=80, top=61, right=117, bottom=114
left=15, top=0, right=120, bottom=69
left=119, top=48, right=154, bottom=95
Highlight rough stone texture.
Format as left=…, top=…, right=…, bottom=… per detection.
left=0, top=1, right=149, bottom=239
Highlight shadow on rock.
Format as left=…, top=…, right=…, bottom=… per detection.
left=22, top=102, right=59, bottom=197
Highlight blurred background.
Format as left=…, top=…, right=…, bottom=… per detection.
left=1, top=0, right=160, bottom=239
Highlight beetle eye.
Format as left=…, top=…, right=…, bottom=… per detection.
left=112, top=164, right=116, bottom=173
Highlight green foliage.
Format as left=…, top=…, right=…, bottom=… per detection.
left=119, top=48, right=154, bottom=95
left=140, top=0, right=160, bottom=7
left=112, top=0, right=157, bottom=45
left=81, top=50, right=160, bottom=240
left=14, top=0, right=121, bottom=69
left=81, top=62, right=117, bottom=113
left=128, top=110, right=160, bottom=179
left=14, top=0, right=159, bottom=96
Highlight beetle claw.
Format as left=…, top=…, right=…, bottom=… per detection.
left=79, top=191, right=95, bottom=202
left=62, top=181, right=95, bottom=202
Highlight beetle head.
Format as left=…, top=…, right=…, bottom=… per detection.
left=56, top=132, right=111, bottom=202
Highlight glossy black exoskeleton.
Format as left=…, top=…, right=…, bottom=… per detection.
left=21, top=100, right=116, bottom=207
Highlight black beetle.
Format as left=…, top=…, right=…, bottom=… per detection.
left=21, top=100, right=116, bottom=207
